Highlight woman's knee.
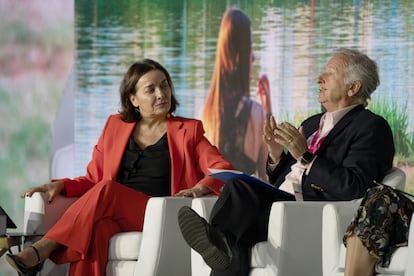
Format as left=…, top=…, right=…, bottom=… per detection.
left=94, top=180, right=121, bottom=193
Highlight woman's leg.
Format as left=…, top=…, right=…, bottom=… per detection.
left=68, top=218, right=121, bottom=276
left=45, top=180, right=149, bottom=262
left=344, top=235, right=376, bottom=276
left=343, top=185, right=414, bottom=275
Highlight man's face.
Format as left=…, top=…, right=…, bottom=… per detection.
left=316, top=54, right=353, bottom=112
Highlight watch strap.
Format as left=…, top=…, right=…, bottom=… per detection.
left=301, top=151, right=315, bottom=165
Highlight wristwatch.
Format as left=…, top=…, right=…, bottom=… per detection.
left=300, top=151, right=315, bottom=165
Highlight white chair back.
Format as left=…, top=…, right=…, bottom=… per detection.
left=380, top=167, right=406, bottom=191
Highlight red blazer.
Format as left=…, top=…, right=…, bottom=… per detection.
left=59, top=114, right=234, bottom=197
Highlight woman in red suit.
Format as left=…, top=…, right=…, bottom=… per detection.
left=6, top=58, right=234, bottom=275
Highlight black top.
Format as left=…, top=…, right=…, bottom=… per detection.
left=117, top=133, right=171, bottom=196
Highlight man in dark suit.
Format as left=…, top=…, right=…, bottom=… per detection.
left=178, top=48, right=395, bottom=276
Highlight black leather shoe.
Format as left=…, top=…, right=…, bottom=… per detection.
left=178, top=206, right=232, bottom=271
left=6, top=245, right=43, bottom=276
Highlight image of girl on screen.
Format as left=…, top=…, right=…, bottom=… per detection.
left=202, top=7, right=271, bottom=179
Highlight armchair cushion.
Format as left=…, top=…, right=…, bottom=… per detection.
left=108, top=232, right=142, bottom=260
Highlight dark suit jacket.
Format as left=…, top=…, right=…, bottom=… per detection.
left=267, top=105, right=395, bottom=201
left=58, top=114, right=234, bottom=197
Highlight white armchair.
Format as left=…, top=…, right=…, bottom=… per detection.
left=322, top=203, right=413, bottom=276
left=24, top=193, right=192, bottom=276
left=22, top=143, right=193, bottom=276
left=190, top=167, right=406, bottom=276
left=191, top=197, right=328, bottom=276
left=322, top=167, right=409, bottom=276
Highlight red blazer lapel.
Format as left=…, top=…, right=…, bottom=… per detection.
left=104, top=116, right=136, bottom=180
left=166, top=116, right=185, bottom=190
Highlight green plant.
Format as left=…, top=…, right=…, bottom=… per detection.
left=368, top=99, right=414, bottom=165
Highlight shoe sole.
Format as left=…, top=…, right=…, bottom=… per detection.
left=178, top=206, right=230, bottom=271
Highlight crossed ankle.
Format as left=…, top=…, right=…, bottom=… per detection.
left=178, top=206, right=233, bottom=271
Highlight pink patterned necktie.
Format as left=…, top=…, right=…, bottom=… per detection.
left=309, top=117, right=326, bottom=154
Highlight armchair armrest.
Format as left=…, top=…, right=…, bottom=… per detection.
left=264, top=201, right=328, bottom=276
left=322, top=200, right=361, bottom=276
left=404, top=213, right=414, bottom=275
left=23, top=192, right=77, bottom=234
left=134, top=196, right=192, bottom=276
left=189, top=196, right=218, bottom=276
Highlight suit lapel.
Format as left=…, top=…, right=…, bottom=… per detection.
left=166, top=116, right=185, bottom=188
left=316, top=105, right=363, bottom=153
left=109, top=118, right=136, bottom=179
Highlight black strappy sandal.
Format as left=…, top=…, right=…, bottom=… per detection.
left=6, top=245, right=43, bottom=275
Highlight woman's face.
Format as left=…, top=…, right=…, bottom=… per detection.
left=129, top=69, right=172, bottom=119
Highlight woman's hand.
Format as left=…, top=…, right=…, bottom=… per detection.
left=21, top=181, right=65, bottom=203
left=174, top=183, right=212, bottom=198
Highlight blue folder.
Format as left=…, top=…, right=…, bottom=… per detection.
left=208, top=169, right=295, bottom=201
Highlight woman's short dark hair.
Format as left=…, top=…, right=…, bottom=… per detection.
left=119, top=59, right=179, bottom=122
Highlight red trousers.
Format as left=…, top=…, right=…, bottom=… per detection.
left=44, top=180, right=150, bottom=276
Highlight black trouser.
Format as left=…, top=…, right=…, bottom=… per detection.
left=209, top=178, right=295, bottom=276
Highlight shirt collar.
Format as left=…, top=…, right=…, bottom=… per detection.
left=324, top=104, right=360, bottom=127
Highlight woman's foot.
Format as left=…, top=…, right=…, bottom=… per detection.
left=6, top=245, right=43, bottom=274
left=6, top=238, right=59, bottom=275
